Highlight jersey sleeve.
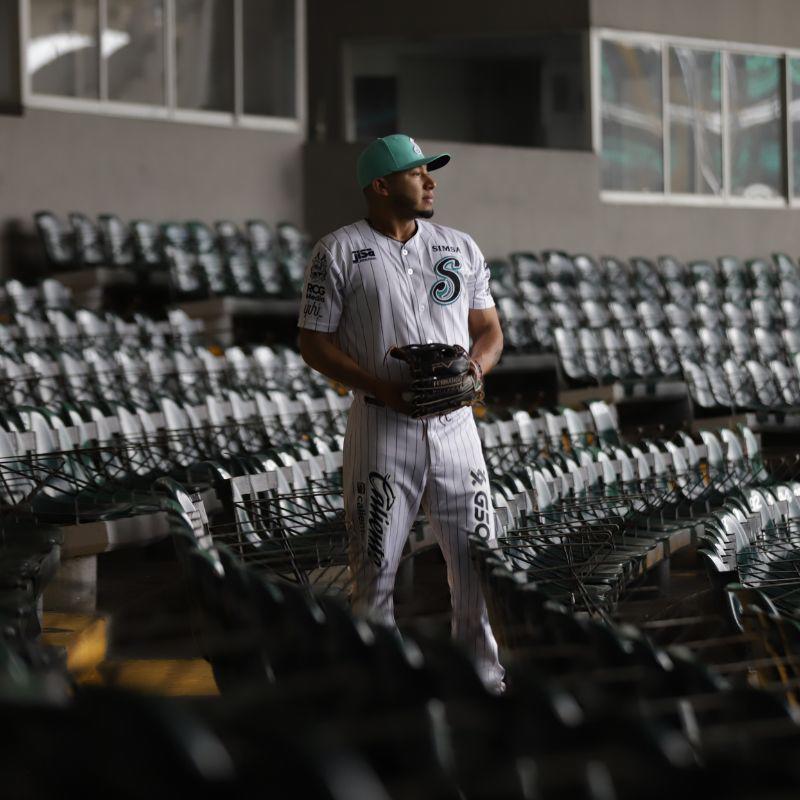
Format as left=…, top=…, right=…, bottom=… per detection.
left=297, top=241, right=344, bottom=332
left=468, top=240, right=495, bottom=310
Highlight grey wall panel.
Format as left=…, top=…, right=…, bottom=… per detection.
left=591, top=0, right=800, bottom=48
left=0, top=108, right=303, bottom=273
left=305, top=139, right=800, bottom=262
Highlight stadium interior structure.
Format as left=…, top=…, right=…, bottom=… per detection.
left=5, top=0, right=800, bottom=797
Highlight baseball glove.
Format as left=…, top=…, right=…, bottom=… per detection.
left=389, top=343, right=484, bottom=418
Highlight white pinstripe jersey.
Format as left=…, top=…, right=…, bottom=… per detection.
left=297, top=219, right=494, bottom=386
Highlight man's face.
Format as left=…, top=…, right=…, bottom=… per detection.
left=384, top=165, right=437, bottom=219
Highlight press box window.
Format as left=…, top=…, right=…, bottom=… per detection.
left=599, top=33, right=789, bottom=202
left=347, top=35, right=588, bottom=150
left=24, top=0, right=300, bottom=126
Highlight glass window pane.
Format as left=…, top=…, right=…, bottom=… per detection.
left=175, top=0, right=233, bottom=112
left=601, top=40, right=663, bottom=192
left=728, top=53, right=783, bottom=199
left=106, top=1, right=165, bottom=105
left=29, top=0, right=99, bottom=99
left=789, top=58, right=800, bottom=197
left=242, top=0, right=295, bottom=118
left=669, top=48, right=722, bottom=195
left=355, top=76, right=397, bottom=139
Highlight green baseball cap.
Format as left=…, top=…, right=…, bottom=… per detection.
left=357, top=134, right=450, bottom=189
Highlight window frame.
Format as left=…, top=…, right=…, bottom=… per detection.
left=20, top=0, right=305, bottom=133
left=593, top=27, right=796, bottom=208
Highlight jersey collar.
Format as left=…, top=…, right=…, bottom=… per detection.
left=362, top=218, right=425, bottom=245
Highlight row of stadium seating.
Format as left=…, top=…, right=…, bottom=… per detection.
left=34, top=211, right=309, bottom=300
left=3, top=251, right=800, bottom=794
left=148, top=405, right=800, bottom=796
left=493, top=250, right=800, bottom=412
left=0, top=276, right=329, bottom=415
left=1, top=309, right=799, bottom=797
left=493, top=251, right=800, bottom=322
left=3, top=596, right=795, bottom=799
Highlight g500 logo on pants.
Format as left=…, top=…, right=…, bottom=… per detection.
left=430, top=257, right=462, bottom=305
left=471, top=468, right=491, bottom=540
left=474, top=491, right=491, bottom=539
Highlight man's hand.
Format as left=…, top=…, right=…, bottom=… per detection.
left=373, top=379, right=412, bottom=414
left=298, top=330, right=413, bottom=414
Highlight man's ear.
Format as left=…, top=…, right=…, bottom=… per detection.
left=371, top=177, right=390, bottom=197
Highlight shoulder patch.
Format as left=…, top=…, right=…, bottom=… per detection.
left=310, top=251, right=328, bottom=281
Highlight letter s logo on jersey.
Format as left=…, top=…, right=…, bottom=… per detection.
left=429, top=256, right=462, bottom=305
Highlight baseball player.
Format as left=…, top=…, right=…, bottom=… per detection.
left=297, top=134, right=505, bottom=692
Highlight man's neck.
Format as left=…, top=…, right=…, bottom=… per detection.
left=365, top=213, right=418, bottom=243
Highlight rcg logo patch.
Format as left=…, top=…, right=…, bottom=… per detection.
left=429, top=256, right=462, bottom=305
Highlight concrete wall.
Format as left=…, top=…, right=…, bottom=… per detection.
left=305, top=138, right=800, bottom=262
left=0, top=108, right=304, bottom=274
left=591, top=0, right=800, bottom=47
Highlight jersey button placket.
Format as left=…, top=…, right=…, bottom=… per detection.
left=404, top=244, right=427, bottom=341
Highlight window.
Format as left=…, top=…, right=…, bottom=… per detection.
left=727, top=54, right=782, bottom=199
left=346, top=35, right=589, bottom=150
left=242, top=0, right=296, bottom=118
left=29, top=0, right=99, bottom=99
left=791, top=58, right=800, bottom=197
left=175, top=0, right=234, bottom=112
left=600, top=40, right=663, bottom=192
left=597, top=31, right=794, bottom=205
left=354, top=76, right=397, bottom=140
left=24, top=0, right=301, bottom=128
left=106, top=1, right=165, bottom=106
left=669, top=48, right=722, bottom=195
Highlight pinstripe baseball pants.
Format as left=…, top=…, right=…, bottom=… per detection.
left=343, top=395, right=505, bottom=691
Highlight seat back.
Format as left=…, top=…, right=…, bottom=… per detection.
left=275, top=221, right=309, bottom=290
left=509, top=251, right=547, bottom=286
left=35, top=211, right=75, bottom=268
left=188, top=221, right=229, bottom=296
left=98, top=213, right=135, bottom=266
left=131, top=220, right=164, bottom=266
left=215, top=220, right=259, bottom=296
left=69, top=212, right=106, bottom=266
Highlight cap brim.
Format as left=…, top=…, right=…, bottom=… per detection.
left=394, top=152, right=451, bottom=175
left=422, top=153, right=450, bottom=172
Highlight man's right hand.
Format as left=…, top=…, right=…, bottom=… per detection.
left=372, top=380, right=412, bottom=415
